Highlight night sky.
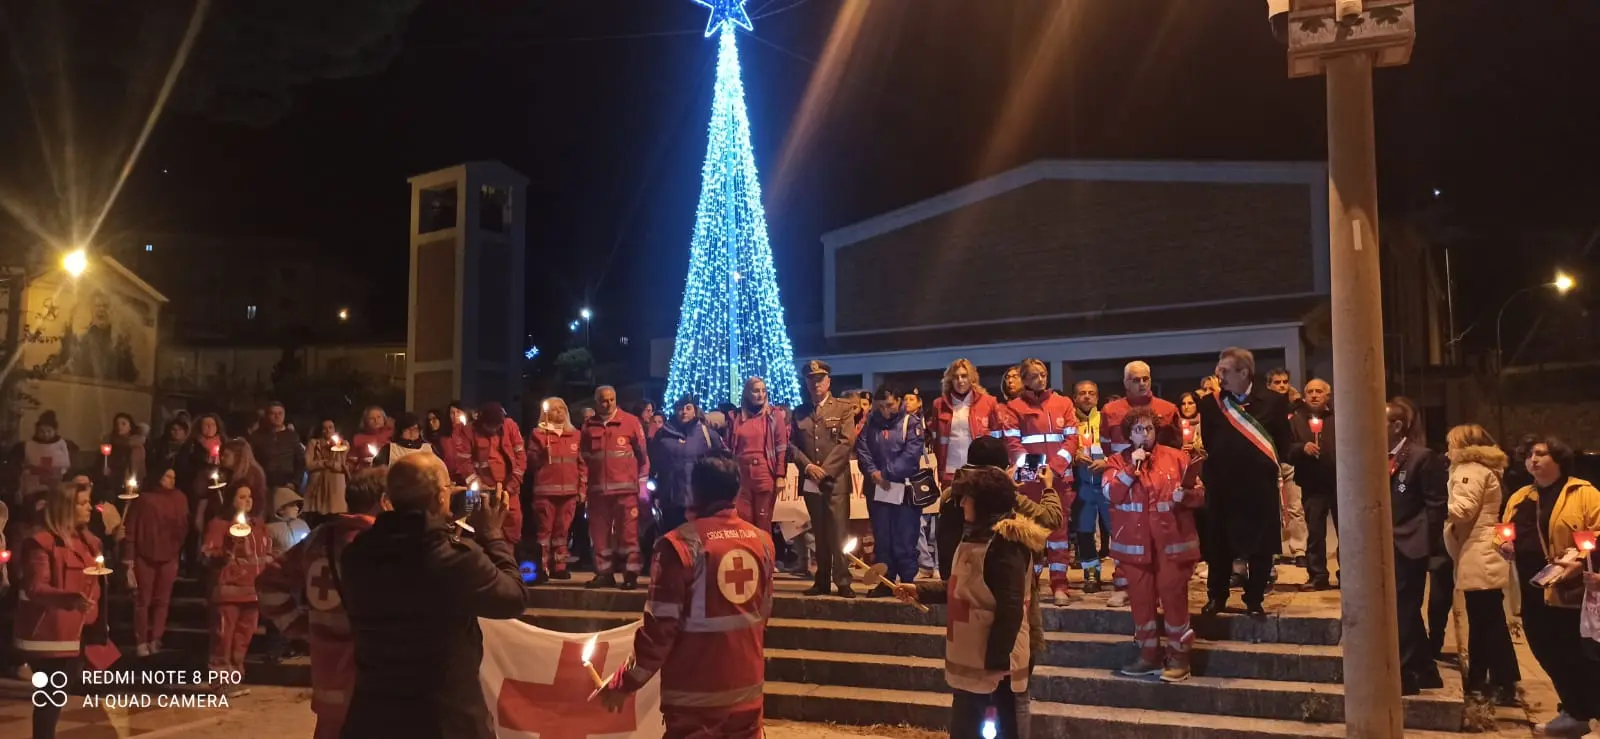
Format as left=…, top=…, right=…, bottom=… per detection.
left=5, top=0, right=1599, bottom=359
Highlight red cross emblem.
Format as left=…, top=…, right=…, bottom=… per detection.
left=946, top=574, right=971, bottom=642
left=306, top=558, right=341, bottom=610
left=717, top=549, right=759, bottom=605
left=498, top=639, right=637, bottom=738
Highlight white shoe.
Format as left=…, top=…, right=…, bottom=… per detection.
left=1107, top=591, right=1130, bottom=608
left=1538, top=712, right=1591, bottom=737
left=135, top=644, right=151, bottom=658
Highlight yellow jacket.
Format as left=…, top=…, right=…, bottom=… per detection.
left=1502, top=476, right=1600, bottom=607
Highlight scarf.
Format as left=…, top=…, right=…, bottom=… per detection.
left=1074, top=407, right=1101, bottom=445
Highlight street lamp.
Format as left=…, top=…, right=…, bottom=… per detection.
left=1554, top=271, right=1576, bottom=295
left=61, top=249, right=88, bottom=278
left=337, top=307, right=350, bottom=322
left=1495, top=270, right=1578, bottom=371
left=580, top=307, right=592, bottom=321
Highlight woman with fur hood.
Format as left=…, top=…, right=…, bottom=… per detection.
left=1443, top=424, right=1520, bottom=703
left=894, top=435, right=1046, bottom=739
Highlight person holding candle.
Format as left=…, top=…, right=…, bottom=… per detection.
left=201, top=483, right=271, bottom=694
left=339, top=454, right=527, bottom=739
left=582, top=386, right=650, bottom=590
left=122, top=467, right=189, bottom=657
left=1106, top=406, right=1205, bottom=683
left=100, top=412, right=146, bottom=495
left=1440, top=424, right=1521, bottom=705
left=889, top=441, right=1042, bottom=739
left=1288, top=379, right=1338, bottom=590
left=350, top=406, right=393, bottom=473
left=1501, top=435, right=1600, bottom=735
left=597, top=455, right=775, bottom=738
left=14, top=481, right=105, bottom=738
left=258, top=468, right=388, bottom=739
left=305, top=419, right=351, bottom=517
left=448, top=401, right=526, bottom=546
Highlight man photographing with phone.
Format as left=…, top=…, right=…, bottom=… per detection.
left=338, top=454, right=532, bottom=739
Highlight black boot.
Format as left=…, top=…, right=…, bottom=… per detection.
left=620, top=572, right=639, bottom=591
left=1200, top=598, right=1228, bottom=616
left=587, top=573, right=618, bottom=589
left=550, top=569, right=572, bottom=581
left=1083, top=567, right=1102, bottom=594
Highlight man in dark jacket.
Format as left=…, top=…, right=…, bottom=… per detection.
left=1193, top=348, right=1293, bottom=617
left=648, top=395, right=725, bottom=534
left=1386, top=397, right=1447, bottom=696
left=339, top=453, right=530, bottom=739
left=249, top=402, right=306, bottom=491
left=1288, top=379, right=1337, bottom=590
left=789, top=360, right=861, bottom=598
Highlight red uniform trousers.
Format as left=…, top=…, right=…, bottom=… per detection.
left=209, top=602, right=259, bottom=672
left=589, top=493, right=642, bottom=575
left=1021, top=483, right=1075, bottom=591
left=133, top=557, right=179, bottom=647
left=1121, top=554, right=1195, bottom=664
left=735, top=461, right=776, bottom=534
left=663, top=706, right=763, bottom=739
left=535, top=494, right=579, bottom=575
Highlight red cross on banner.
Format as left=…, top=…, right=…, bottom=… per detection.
left=306, top=559, right=340, bottom=610
left=946, top=574, right=971, bottom=643
left=497, top=639, right=638, bottom=738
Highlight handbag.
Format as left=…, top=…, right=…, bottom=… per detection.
left=907, top=468, right=940, bottom=508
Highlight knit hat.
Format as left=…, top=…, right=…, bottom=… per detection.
left=36, top=410, right=58, bottom=429
left=967, top=436, right=1010, bottom=469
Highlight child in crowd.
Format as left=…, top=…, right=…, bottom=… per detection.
left=202, top=485, right=271, bottom=695
left=265, top=487, right=310, bottom=557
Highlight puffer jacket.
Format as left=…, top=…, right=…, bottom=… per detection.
left=936, top=466, right=1061, bottom=654
left=264, top=487, right=311, bottom=557
left=648, top=418, right=724, bottom=508
left=1445, top=445, right=1511, bottom=592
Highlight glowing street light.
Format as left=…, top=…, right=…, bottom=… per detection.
left=580, top=307, right=593, bottom=321
left=337, top=307, right=350, bottom=322
left=1553, top=271, right=1576, bottom=295
left=61, top=249, right=88, bottom=278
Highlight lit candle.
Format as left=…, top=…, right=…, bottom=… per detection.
left=366, top=443, right=379, bottom=460
left=94, top=554, right=104, bottom=568
left=580, top=635, right=606, bottom=688
left=121, top=475, right=139, bottom=500
left=230, top=511, right=252, bottom=537
left=456, top=411, right=467, bottom=427
left=541, top=400, right=550, bottom=413
left=208, top=469, right=225, bottom=489
left=100, top=444, right=112, bottom=457
left=1308, top=416, right=1324, bottom=444
left=842, top=537, right=869, bottom=571
left=1497, top=524, right=1516, bottom=543
left=329, top=433, right=347, bottom=452
left=1182, top=425, right=1194, bottom=443
left=0, top=549, right=9, bottom=563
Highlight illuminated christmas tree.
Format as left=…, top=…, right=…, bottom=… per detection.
left=665, top=0, right=802, bottom=407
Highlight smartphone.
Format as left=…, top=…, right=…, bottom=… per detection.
left=450, top=486, right=482, bottom=520
left=1014, top=454, right=1046, bottom=483
left=1529, top=563, right=1565, bottom=589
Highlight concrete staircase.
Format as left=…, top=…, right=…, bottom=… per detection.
left=516, top=576, right=1468, bottom=737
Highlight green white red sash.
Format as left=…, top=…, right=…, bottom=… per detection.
left=1217, top=392, right=1278, bottom=466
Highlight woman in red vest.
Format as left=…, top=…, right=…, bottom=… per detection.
left=202, top=484, right=272, bottom=695
left=14, top=480, right=102, bottom=739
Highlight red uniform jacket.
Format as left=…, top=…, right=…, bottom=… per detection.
left=931, top=390, right=1003, bottom=481
left=203, top=516, right=273, bottom=604
left=351, top=427, right=394, bottom=473
left=727, top=406, right=789, bottom=486
left=527, top=427, right=587, bottom=498
left=1104, top=445, right=1205, bottom=565
left=257, top=513, right=373, bottom=721
left=619, top=505, right=773, bottom=715
left=14, top=529, right=102, bottom=658
left=1000, top=391, right=1080, bottom=505
left=1101, top=396, right=1182, bottom=452
left=123, top=487, right=189, bottom=564
left=449, top=420, right=527, bottom=542
left=582, top=411, right=650, bottom=497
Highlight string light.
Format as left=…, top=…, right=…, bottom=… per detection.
left=665, top=23, right=802, bottom=408
left=692, top=0, right=754, bottom=37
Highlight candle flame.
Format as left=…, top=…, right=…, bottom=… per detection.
left=330, top=433, right=341, bottom=445
left=470, top=480, right=480, bottom=492
left=211, top=470, right=220, bottom=481
left=542, top=400, right=549, bottom=413
left=456, top=412, right=467, bottom=426
left=843, top=537, right=858, bottom=555
left=236, top=512, right=247, bottom=526
left=367, top=444, right=379, bottom=457
left=95, top=554, right=104, bottom=566
left=581, top=634, right=598, bottom=665
left=126, top=475, right=137, bottom=488
left=100, top=444, right=112, bottom=456
left=0, top=549, right=10, bottom=563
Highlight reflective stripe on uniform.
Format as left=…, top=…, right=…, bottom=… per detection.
left=1110, top=542, right=1146, bottom=556
left=1019, top=434, right=1063, bottom=444
left=1044, top=540, right=1071, bottom=550
left=1115, top=502, right=1143, bottom=513
left=1110, top=442, right=1131, bottom=452
left=1136, top=620, right=1159, bottom=631
left=1000, top=429, right=1022, bottom=438
left=1047, top=563, right=1070, bottom=572
left=1116, top=473, right=1135, bottom=487
left=1056, top=448, right=1073, bottom=461
left=14, top=637, right=80, bottom=652
left=684, top=611, right=764, bottom=632
left=647, top=601, right=681, bottom=619
left=660, top=683, right=764, bottom=709
left=1155, top=502, right=1173, bottom=513
left=1163, top=541, right=1199, bottom=556
left=547, top=456, right=579, bottom=464
left=535, top=483, right=579, bottom=494
left=988, top=431, right=1006, bottom=439
left=597, top=481, right=637, bottom=492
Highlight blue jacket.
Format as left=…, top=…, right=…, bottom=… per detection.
left=855, top=410, right=926, bottom=485
left=648, top=418, right=725, bottom=507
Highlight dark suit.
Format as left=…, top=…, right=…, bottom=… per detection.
left=1194, top=384, right=1293, bottom=607
left=790, top=394, right=859, bottom=591
left=1390, top=438, right=1447, bottom=686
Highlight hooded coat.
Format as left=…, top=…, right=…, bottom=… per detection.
left=265, top=487, right=311, bottom=557
left=1444, top=445, right=1511, bottom=592
left=648, top=410, right=725, bottom=508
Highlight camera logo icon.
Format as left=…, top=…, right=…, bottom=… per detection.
left=31, top=671, right=68, bottom=708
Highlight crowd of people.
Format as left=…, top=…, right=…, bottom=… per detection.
left=2, top=344, right=1599, bottom=738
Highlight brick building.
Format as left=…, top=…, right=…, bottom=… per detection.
left=802, top=159, right=1332, bottom=397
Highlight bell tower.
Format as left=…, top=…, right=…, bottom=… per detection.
left=406, top=161, right=528, bottom=418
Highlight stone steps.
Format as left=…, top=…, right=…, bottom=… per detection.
left=524, top=608, right=1347, bottom=683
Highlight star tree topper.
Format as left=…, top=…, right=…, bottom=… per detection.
left=693, top=0, right=753, bottom=37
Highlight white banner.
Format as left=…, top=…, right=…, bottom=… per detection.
left=480, top=618, right=664, bottom=739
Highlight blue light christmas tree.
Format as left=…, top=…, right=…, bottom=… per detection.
left=665, top=2, right=803, bottom=408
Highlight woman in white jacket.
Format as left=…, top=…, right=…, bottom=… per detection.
left=1444, top=424, right=1520, bottom=704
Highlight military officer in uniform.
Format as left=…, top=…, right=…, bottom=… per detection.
left=789, top=360, right=860, bottom=598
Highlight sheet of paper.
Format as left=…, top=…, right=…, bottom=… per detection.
left=803, top=479, right=821, bottom=494
left=873, top=481, right=905, bottom=505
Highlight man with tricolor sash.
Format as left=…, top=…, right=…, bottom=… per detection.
left=1190, top=347, right=1293, bottom=616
